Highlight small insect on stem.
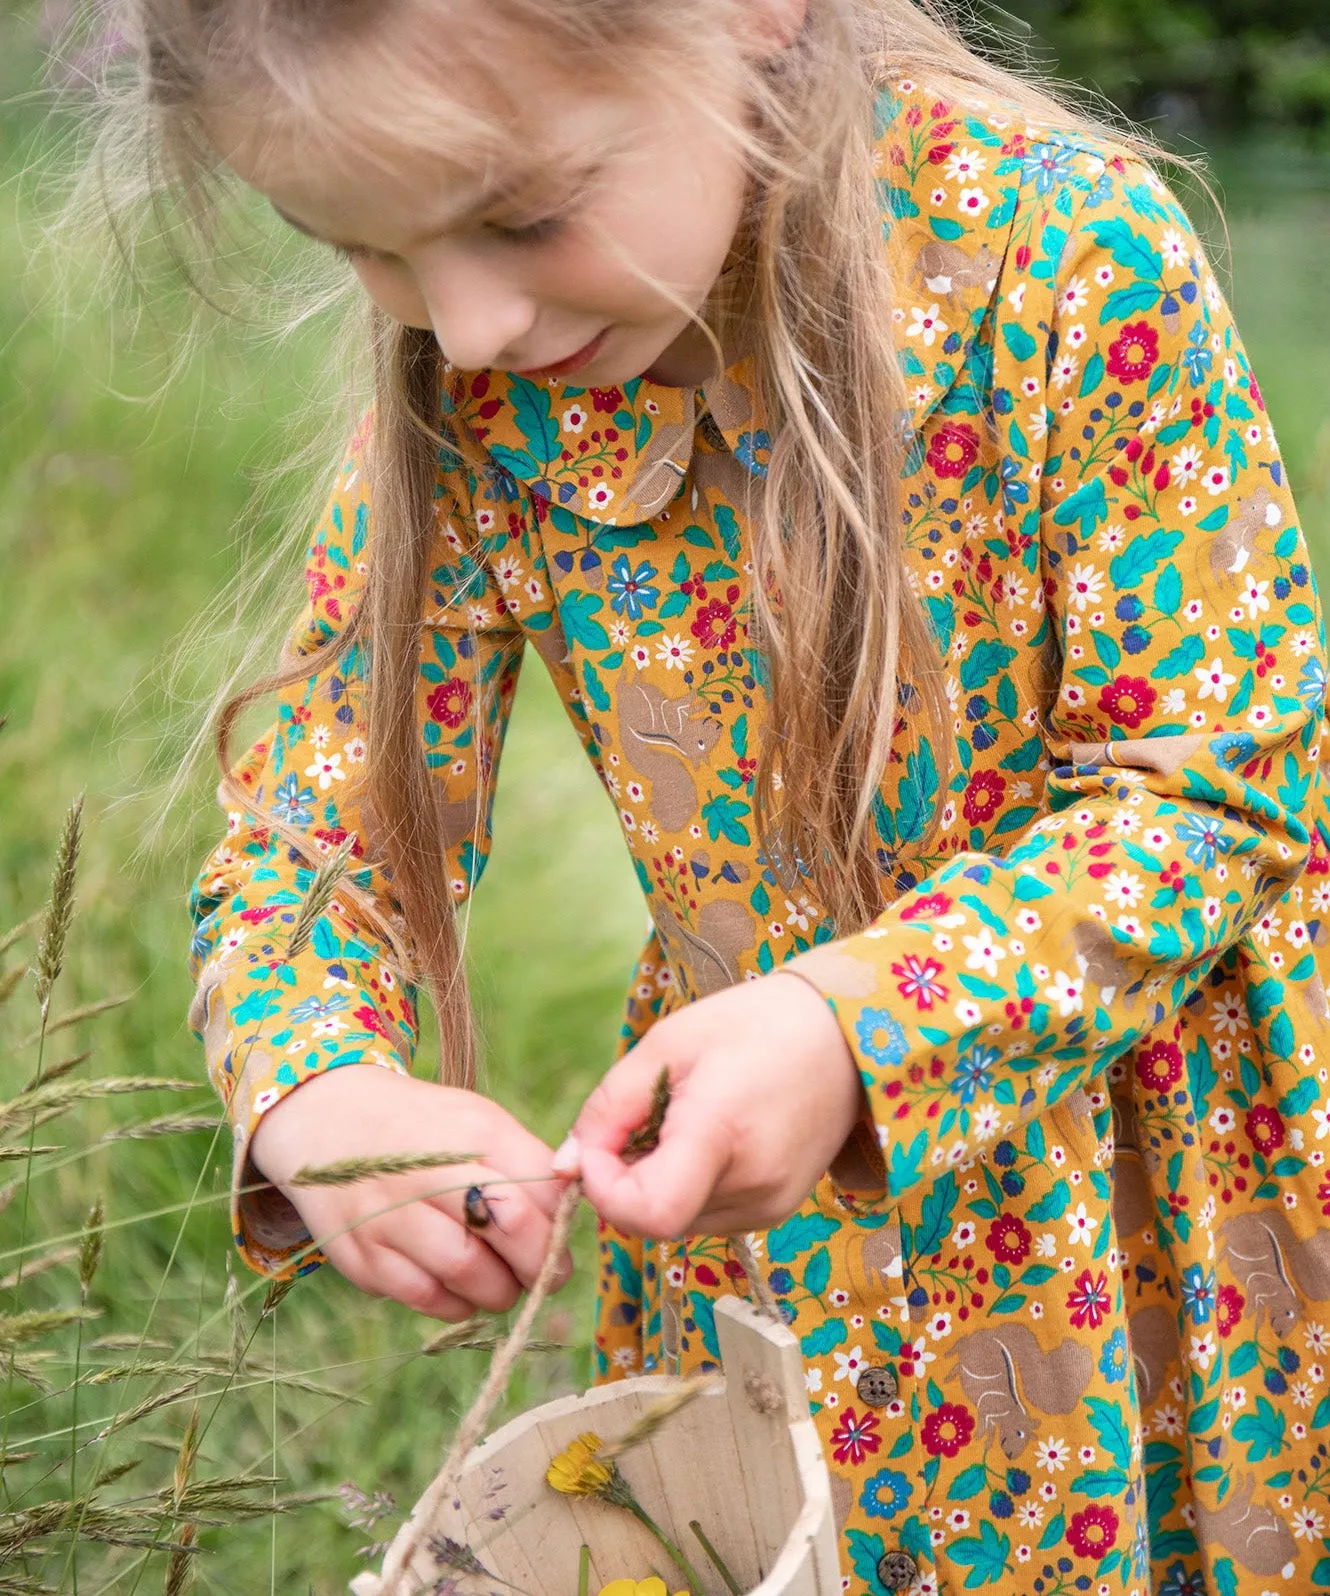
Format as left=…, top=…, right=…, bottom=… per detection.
left=463, top=1184, right=505, bottom=1231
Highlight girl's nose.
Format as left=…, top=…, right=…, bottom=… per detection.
left=421, top=249, right=538, bottom=373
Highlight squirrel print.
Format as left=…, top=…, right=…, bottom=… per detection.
left=1195, top=1475, right=1297, bottom=1580
left=909, top=240, right=999, bottom=306
left=947, top=1324, right=1093, bottom=1460
left=1218, top=1210, right=1330, bottom=1336
left=617, top=676, right=724, bottom=832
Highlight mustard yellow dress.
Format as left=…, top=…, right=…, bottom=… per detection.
left=190, top=82, right=1330, bottom=1596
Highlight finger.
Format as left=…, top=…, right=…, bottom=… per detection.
left=481, top=1122, right=567, bottom=1220
left=578, top=1100, right=729, bottom=1241
left=430, top=1179, right=571, bottom=1294
left=571, top=1044, right=676, bottom=1161
left=330, top=1237, right=477, bottom=1322
left=390, top=1202, right=526, bottom=1315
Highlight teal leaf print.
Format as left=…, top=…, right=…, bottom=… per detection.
left=1109, top=530, right=1184, bottom=588
left=898, top=742, right=940, bottom=843
left=1085, top=1396, right=1132, bottom=1472
left=509, top=378, right=560, bottom=465
left=1215, top=1559, right=1239, bottom=1596
left=1052, top=477, right=1109, bottom=539
left=701, top=794, right=751, bottom=846
left=847, top=1530, right=889, bottom=1596
left=1232, top=1396, right=1286, bottom=1462
left=557, top=591, right=611, bottom=650
left=1154, top=562, right=1183, bottom=616
left=1086, top=217, right=1163, bottom=279
left=948, top=1521, right=1011, bottom=1588
left=948, top=1463, right=988, bottom=1500
left=1100, top=280, right=1163, bottom=323
left=686, top=1291, right=721, bottom=1361
left=1001, top=323, right=1038, bottom=362
left=1153, top=635, right=1206, bottom=679
left=909, top=1171, right=958, bottom=1258
left=581, top=663, right=611, bottom=713
left=802, top=1246, right=832, bottom=1296
left=801, top=1319, right=847, bottom=1357
left=1026, top=1180, right=1071, bottom=1222
left=767, top=1212, right=839, bottom=1263
left=960, top=639, right=1018, bottom=692
left=606, top=1240, right=641, bottom=1300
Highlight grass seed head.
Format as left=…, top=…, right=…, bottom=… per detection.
left=32, top=796, right=83, bottom=1021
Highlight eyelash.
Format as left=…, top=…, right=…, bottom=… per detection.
left=331, top=212, right=567, bottom=264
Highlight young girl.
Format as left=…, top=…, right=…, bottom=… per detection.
left=146, top=0, right=1329, bottom=1589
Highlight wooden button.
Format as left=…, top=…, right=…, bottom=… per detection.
left=876, top=1550, right=919, bottom=1590
left=856, top=1365, right=898, bottom=1406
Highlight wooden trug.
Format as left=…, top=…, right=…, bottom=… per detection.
left=351, top=1297, right=838, bottom=1596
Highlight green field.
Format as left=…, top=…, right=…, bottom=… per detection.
left=1, top=35, right=1327, bottom=1596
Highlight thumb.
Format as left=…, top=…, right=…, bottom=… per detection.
left=560, top=1041, right=680, bottom=1172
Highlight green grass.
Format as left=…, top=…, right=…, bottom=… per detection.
left=1, top=37, right=1327, bottom=1596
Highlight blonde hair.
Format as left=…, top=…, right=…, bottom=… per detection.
left=84, top=0, right=1159, bottom=1085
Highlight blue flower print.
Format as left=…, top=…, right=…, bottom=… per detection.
left=1210, top=730, right=1258, bottom=771
left=1181, top=1263, right=1215, bottom=1325
left=1182, top=322, right=1213, bottom=386
left=1159, top=1561, right=1207, bottom=1596
left=1299, top=655, right=1327, bottom=712
left=1099, top=1328, right=1128, bottom=1384
left=855, top=1008, right=907, bottom=1067
left=860, top=1467, right=912, bottom=1521
left=952, top=1043, right=999, bottom=1104
left=606, top=554, right=660, bottom=620
left=734, top=429, right=772, bottom=478
left=271, top=772, right=315, bottom=826
left=1020, top=137, right=1077, bottom=195
left=1175, top=812, right=1232, bottom=870
left=289, top=993, right=351, bottom=1024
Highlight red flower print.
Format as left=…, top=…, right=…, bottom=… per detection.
left=353, top=1004, right=391, bottom=1039
left=1245, top=1104, right=1286, bottom=1156
left=1066, top=1269, right=1112, bottom=1330
left=691, top=591, right=740, bottom=650
left=1308, top=827, right=1330, bottom=876
left=926, top=422, right=981, bottom=480
left=589, top=386, right=624, bottom=413
left=1067, top=1504, right=1119, bottom=1559
left=922, top=1403, right=975, bottom=1458
left=1216, top=1283, right=1245, bottom=1338
left=1106, top=321, right=1160, bottom=384
left=1098, top=674, right=1157, bottom=730
left=891, top=953, right=950, bottom=1011
left=900, top=892, right=954, bottom=922
left=962, top=770, right=1007, bottom=826
left=1135, top=1039, right=1184, bottom=1093
left=828, top=1407, right=881, bottom=1466
left=985, top=1214, right=1033, bottom=1265
left=427, top=678, right=474, bottom=728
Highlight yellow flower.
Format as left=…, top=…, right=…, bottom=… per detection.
left=546, top=1432, right=612, bottom=1496
left=598, top=1580, right=686, bottom=1596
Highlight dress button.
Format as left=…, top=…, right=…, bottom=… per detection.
left=876, top=1550, right=918, bottom=1591
left=856, top=1365, right=898, bottom=1406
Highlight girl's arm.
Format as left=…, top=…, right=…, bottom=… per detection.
left=564, top=163, right=1326, bottom=1237
left=189, top=415, right=530, bottom=1280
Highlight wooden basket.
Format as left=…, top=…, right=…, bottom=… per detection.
left=351, top=1297, right=838, bottom=1596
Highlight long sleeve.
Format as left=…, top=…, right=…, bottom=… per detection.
left=188, top=414, right=526, bottom=1275
left=789, top=165, right=1325, bottom=1201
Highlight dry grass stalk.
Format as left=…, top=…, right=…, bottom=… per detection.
left=225, top=1257, right=247, bottom=1372
left=164, top=1405, right=201, bottom=1596
left=285, top=838, right=355, bottom=961
left=0, top=1244, right=78, bottom=1291
left=100, top=1114, right=220, bottom=1143
left=95, top=1380, right=201, bottom=1440
left=0, top=911, right=43, bottom=961
left=86, top=1361, right=236, bottom=1386
left=17, top=994, right=132, bottom=1051
left=260, top=1277, right=296, bottom=1318
left=0, top=1077, right=196, bottom=1135
left=0, top=1451, right=39, bottom=1470
left=22, top=1050, right=92, bottom=1095
left=0, top=1308, right=100, bottom=1348
left=32, top=796, right=83, bottom=1023
left=0, top=1573, right=56, bottom=1594
left=90, top=1334, right=172, bottom=1351
left=9, top=1357, right=56, bottom=1394
left=79, top=1196, right=105, bottom=1297
left=595, top=1375, right=720, bottom=1463
left=289, top=1149, right=478, bottom=1187
left=92, top=1459, right=143, bottom=1490
left=0, top=966, right=26, bottom=1007
left=420, top=1325, right=564, bottom=1357
left=622, top=1067, right=671, bottom=1163
left=0, top=1146, right=61, bottom=1164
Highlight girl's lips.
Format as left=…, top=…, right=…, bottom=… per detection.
left=513, top=329, right=608, bottom=382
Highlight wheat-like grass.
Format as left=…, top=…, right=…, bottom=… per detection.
left=285, top=838, right=355, bottom=961
left=32, top=796, right=83, bottom=1024
left=288, top=1149, right=480, bottom=1186
left=0, top=1078, right=197, bottom=1135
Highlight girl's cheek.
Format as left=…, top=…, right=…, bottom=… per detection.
left=352, top=262, right=433, bottom=330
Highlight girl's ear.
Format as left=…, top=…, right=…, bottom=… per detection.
left=736, top=0, right=809, bottom=59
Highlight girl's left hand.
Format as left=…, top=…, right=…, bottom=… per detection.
left=553, top=972, right=867, bottom=1238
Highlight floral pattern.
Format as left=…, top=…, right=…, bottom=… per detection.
left=189, top=81, right=1330, bottom=1596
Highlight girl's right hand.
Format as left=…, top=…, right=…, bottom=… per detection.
left=248, top=1065, right=571, bottom=1321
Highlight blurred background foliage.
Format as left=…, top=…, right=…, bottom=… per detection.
left=998, top=0, right=1330, bottom=143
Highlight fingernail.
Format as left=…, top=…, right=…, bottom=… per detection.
left=551, top=1134, right=581, bottom=1176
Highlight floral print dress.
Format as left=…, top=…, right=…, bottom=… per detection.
left=189, top=81, right=1330, bottom=1596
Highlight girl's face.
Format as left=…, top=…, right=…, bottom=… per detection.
left=211, top=18, right=787, bottom=387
